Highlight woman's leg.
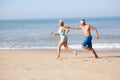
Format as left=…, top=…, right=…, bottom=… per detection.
left=64, top=40, right=77, bottom=56
left=57, top=39, right=64, bottom=59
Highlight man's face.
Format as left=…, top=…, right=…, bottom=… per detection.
left=80, top=20, right=85, bottom=25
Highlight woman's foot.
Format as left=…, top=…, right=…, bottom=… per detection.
left=73, top=51, right=77, bottom=56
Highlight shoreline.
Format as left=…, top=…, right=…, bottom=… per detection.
left=0, top=49, right=120, bottom=60
left=0, top=48, right=120, bottom=52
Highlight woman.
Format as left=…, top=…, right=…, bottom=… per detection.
left=52, top=20, right=77, bottom=59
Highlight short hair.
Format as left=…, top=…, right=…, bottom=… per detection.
left=81, top=19, right=85, bottom=22
left=81, top=19, right=86, bottom=24
left=59, top=20, right=64, bottom=26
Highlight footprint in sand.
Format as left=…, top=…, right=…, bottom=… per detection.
left=25, top=67, right=32, bottom=71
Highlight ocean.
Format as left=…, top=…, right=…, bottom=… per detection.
left=0, top=17, right=120, bottom=50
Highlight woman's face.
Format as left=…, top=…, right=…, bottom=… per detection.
left=59, top=20, right=64, bottom=26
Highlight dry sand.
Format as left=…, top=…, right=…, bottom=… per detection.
left=0, top=49, right=120, bottom=80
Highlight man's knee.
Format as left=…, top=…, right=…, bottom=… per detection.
left=81, top=45, right=85, bottom=49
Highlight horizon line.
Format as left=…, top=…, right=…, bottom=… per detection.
left=0, top=16, right=120, bottom=21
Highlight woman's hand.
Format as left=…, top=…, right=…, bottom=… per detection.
left=51, top=32, right=55, bottom=36
left=51, top=32, right=60, bottom=36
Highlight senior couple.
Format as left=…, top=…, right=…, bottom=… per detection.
left=52, top=19, right=99, bottom=59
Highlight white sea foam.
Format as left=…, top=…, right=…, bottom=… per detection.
left=0, top=43, right=120, bottom=50
left=69, top=43, right=120, bottom=50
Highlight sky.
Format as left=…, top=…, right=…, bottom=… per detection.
left=0, top=0, right=120, bottom=20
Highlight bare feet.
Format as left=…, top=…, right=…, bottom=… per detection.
left=73, top=51, right=77, bottom=56
left=95, top=55, right=99, bottom=59
left=89, top=49, right=99, bottom=59
left=56, top=54, right=60, bottom=59
left=75, top=51, right=77, bottom=56
left=56, top=56, right=60, bottom=59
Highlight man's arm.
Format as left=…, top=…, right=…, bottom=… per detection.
left=71, top=26, right=81, bottom=29
left=90, top=25, right=99, bottom=39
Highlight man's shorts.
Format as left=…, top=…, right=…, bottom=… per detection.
left=82, top=35, right=92, bottom=48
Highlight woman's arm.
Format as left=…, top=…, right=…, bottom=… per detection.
left=51, top=32, right=60, bottom=36
left=62, top=26, right=70, bottom=35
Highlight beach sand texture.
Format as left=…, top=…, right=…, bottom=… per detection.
left=0, top=50, right=120, bottom=80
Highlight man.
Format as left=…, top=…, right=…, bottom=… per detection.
left=71, top=19, right=99, bottom=58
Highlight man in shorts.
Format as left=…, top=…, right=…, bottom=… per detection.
left=71, top=19, right=99, bottom=58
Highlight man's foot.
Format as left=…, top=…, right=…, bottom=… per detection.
left=89, top=49, right=99, bottom=59
left=95, top=55, right=99, bottom=59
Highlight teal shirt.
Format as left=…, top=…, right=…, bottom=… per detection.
left=58, top=29, right=68, bottom=40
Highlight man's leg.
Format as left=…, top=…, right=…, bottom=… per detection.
left=82, top=46, right=98, bottom=58
left=81, top=36, right=99, bottom=58
left=90, top=48, right=98, bottom=58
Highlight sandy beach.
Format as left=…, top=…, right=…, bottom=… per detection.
left=0, top=49, right=120, bottom=80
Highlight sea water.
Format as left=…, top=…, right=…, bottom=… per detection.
left=0, top=17, right=120, bottom=50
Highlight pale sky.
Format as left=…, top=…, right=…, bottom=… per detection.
left=0, top=0, right=120, bottom=20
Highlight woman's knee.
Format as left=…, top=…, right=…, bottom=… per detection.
left=64, top=46, right=68, bottom=50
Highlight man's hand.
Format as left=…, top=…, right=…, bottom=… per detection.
left=96, top=35, right=99, bottom=39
